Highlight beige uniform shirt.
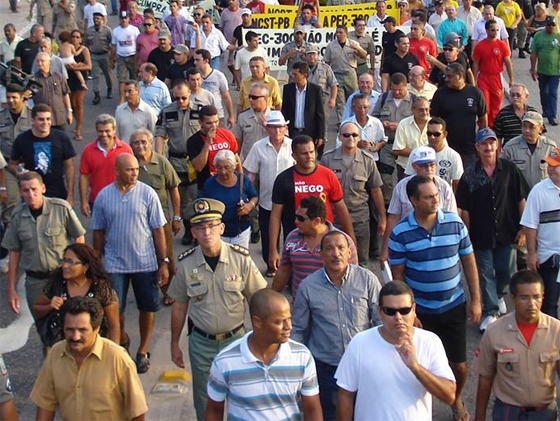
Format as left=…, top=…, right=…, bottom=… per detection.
left=30, top=335, right=148, bottom=421
left=372, top=92, right=415, bottom=142
left=349, top=31, right=376, bottom=67
left=321, top=147, right=383, bottom=223
left=308, top=62, right=338, bottom=100
left=1, top=197, right=86, bottom=272
left=155, top=101, right=201, bottom=174
left=474, top=312, right=560, bottom=407
left=169, top=241, right=267, bottom=335
left=502, top=135, right=557, bottom=190
left=232, top=107, right=269, bottom=159
left=324, top=39, right=361, bottom=73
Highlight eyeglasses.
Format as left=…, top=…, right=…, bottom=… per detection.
left=443, top=47, right=454, bottom=52
left=398, top=4, right=407, bottom=7
left=427, top=131, right=443, bottom=137
left=381, top=306, right=413, bottom=316
left=176, top=96, right=189, bottom=101
left=215, top=164, right=234, bottom=172
left=61, top=258, right=83, bottom=266
left=193, top=222, right=222, bottom=232
left=341, top=132, right=360, bottom=138
left=295, top=214, right=309, bottom=222
left=248, top=95, right=264, bottom=100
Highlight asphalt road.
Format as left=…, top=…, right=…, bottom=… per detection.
left=1, top=7, right=560, bottom=419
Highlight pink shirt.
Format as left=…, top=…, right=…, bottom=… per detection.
left=136, top=31, right=159, bottom=65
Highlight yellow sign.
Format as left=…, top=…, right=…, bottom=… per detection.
left=255, top=1, right=399, bottom=28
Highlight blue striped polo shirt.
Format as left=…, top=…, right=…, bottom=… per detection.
left=207, top=333, right=319, bottom=421
left=388, top=209, right=473, bottom=314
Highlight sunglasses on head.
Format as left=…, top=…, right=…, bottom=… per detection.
left=382, top=306, right=413, bottom=316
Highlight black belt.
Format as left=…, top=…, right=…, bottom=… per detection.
left=26, top=270, right=52, bottom=279
left=193, top=324, right=243, bottom=340
left=169, top=151, right=188, bottom=159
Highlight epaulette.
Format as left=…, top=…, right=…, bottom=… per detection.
left=178, top=247, right=197, bottom=261
left=230, top=244, right=250, bottom=256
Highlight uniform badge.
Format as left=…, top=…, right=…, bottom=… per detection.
left=193, top=268, right=198, bottom=274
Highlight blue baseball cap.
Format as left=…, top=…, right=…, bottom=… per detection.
left=476, top=128, right=498, bottom=143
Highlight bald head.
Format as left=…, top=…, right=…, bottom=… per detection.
left=339, top=121, right=360, bottom=135
left=249, top=289, right=288, bottom=320
left=116, top=153, right=137, bottom=169
left=115, top=154, right=139, bottom=186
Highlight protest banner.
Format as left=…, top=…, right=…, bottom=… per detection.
left=137, top=0, right=217, bottom=20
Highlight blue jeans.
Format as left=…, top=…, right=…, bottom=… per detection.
left=538, top=73, right=560, bottom=119
left=111, top=0, right=117, bottom=13
left=475, top=244, right=517, bottom=317
left=210, top=56, right=220, bottom=70
left=315, top=359, right=338, bottom=421
left=538, top=256, right=560, bottom=318
left=108, top=271, right=160, bottom=313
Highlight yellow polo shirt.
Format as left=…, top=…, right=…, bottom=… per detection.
left=238, top=74, right=282, bottom=111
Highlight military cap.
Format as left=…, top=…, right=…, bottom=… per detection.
left=189, top=198, right=225, bottom=224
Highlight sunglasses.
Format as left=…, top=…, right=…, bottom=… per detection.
left=382, top=306, right=413, bottom=316
left=295, top=214, right=309, bottom=222
left=176, top=96, right=189, bottom=101
left=427, top=131, right=443, bottom=137
left=144, top=23, right=153, bottom=26
left=194, top=13, right=202, bottom=16
left=341, top=132, right=360, bottom=138
left=443, top=47, right=454, bottom=51
left=248, top=95, right=264, bottom=100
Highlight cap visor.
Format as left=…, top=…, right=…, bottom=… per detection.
left=542, top=157, right=560, bottom=166
left=414, top=159, right=436, bottom=165
left=190, top=214, right=222, bottom=224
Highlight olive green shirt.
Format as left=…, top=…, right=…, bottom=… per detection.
left=168, top=241, right=267, bottom=335
left=137, top=152, right=181, bottom=218
left=0, top=104, right=33, bottom=159
left=2, top=197, right=86, bottom=272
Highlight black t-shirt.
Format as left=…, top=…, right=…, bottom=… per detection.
left=204, top=254, right=219, bottom=271
left=147, top=48, right=175, bottom=81
left=14, top=39, right=39, bottom=74
left=429, top=51, right=471, bottom=87
left=382, top=29, right=405, bottom=58
left=381, top=52, right=419, bottom=77
left=11, top=129, right=76, bottom=199
left=166, top=60, right=194, bottom=84
left=187, top=131, right=209, bottom=190
left=430, top=85, right=487, bottom=156
left=232, top=24, right=257, bottom=47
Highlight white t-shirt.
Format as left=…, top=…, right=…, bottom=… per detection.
left=234, top=47, right=269, bottom=81
left=111, top=24, right=140, bottom=57
left=405, top=143, right=464, bottom=185
left=335, top=327, right=455, bottom=421
left=84, top=2, right=107, bottom=27
left=520, top=178, right=560, bottom=264
left=201, top=69, right=229, bottom=118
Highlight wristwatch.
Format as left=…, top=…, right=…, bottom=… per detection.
left=172, top=215, right=182, bottom=222
left=159, top=257, right=170, bottom=265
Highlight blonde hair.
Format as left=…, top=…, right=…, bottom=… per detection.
left=535, top=3, right=546, bottom=11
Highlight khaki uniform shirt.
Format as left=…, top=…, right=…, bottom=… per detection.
left=30, top=335, right=148, bottom=421
left=137, top=152, right=181, bottom=218
left=349, top=31, right=376, bottom=67
left=308, top=62, right=338, bottom=100
left=372, top=92, right=415, bottom=142
left=1, top=197, right=85, bottom=272
left=324, top=39, right=361, bottom=73
left=0, top=104, right=32, bottom=159
left=474, top=312, right=560, bottom=407
left=232, top=107, right=269, bottom=159
left=85, top=25, right=112, bottom=54
left=280, top=40, right=312, bottom=76
left=155, top=101, right=201, bottom=174
left=321, top=147, right=383, bottom=222
left=502, top=135, right=557, bottom=190
left=168, top=241, right=267, bottom=335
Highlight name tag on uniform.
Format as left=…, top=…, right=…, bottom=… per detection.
left=499, top=348, right=515, bottom=354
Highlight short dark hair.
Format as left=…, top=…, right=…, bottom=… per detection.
left=320, top=230, right=349, bottom=250
left=390, top=72, right=408, bottom=86
left=292, top=61, right=309, bottom=75
left=353, top=17, right=366, bottom=26
left=245, top=30, right=258, bottom=43
left=351, top=93, right=371, bottom=106
left=485, top=19, right=498, bottom=30
left=31, top=104, right=52, bottom=118
left=446, top=62, right=465, bottom=78
left=510, top=269, right=545, bottom=295
left=61, top=296, right=104, bottom=330
left=291, top=134, right=315, bottom=153
left=411, top=8, right=427, bottom=22
left=336, top=25, right=348, bottom=33
left=143, top=7, right=154, bottom=15
left=302, top=3, right=315, bottom=11
left=58, top=30, right=71, bottom=43
left=195, top=48, right=211, bottom=62
left=406, top=175, right=435, bottom=200
left=395, top=34, right=409, bottom=44
left=199, top=105, right=219, bottom=120
left=428, top=116, right=446, bottom=132
left=17, top=171, right=44, bottom=186
left=186, top=67, right=201, bottom=79
left=379, top=280, right=414, bottom=308
left=300, top=195, right=326, bottom=221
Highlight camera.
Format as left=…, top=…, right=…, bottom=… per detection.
left=0, top=62, right=41, bottom=97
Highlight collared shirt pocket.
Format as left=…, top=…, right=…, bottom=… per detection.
left=497, top=353, right=520, bottom=378
left=44, top=226, right=64, bottom=248
left=539, top=350, right=560, bottom=381
left=186, top=279, right=208, bottom=299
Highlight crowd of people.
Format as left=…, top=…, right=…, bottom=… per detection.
left=1, top=0, right=560, bottom=419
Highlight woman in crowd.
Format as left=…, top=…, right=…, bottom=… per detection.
left=32, top=244, right=120, bottom=348
left=66, top=29, right=91, bottom=141
left=200, top=150, right=258, bottom=249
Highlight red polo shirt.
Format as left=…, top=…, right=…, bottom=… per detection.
left=79, top=137, right=133, bottom=202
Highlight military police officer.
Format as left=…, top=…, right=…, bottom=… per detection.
left=168, top=198, right=267, bottom=421
left=155, top=80, right=201, bottom=245
left=0, top=84, right=33, bottom=227
left=2, top=172, right=86, bottom=319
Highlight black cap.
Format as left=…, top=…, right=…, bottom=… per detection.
left=93, top=12, right=104, bottom=17
left=547, top=18, right=557, bottom=25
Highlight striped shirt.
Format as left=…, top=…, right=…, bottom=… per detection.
left=90, top=181, right=167, bottom=273
left=388, top=209, right=473, bottom=314
left=207, top=333, right=319, bottom=421
left=493, top=104, right=539, bottom=145
left=280, top=222, right=358, bottom=299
